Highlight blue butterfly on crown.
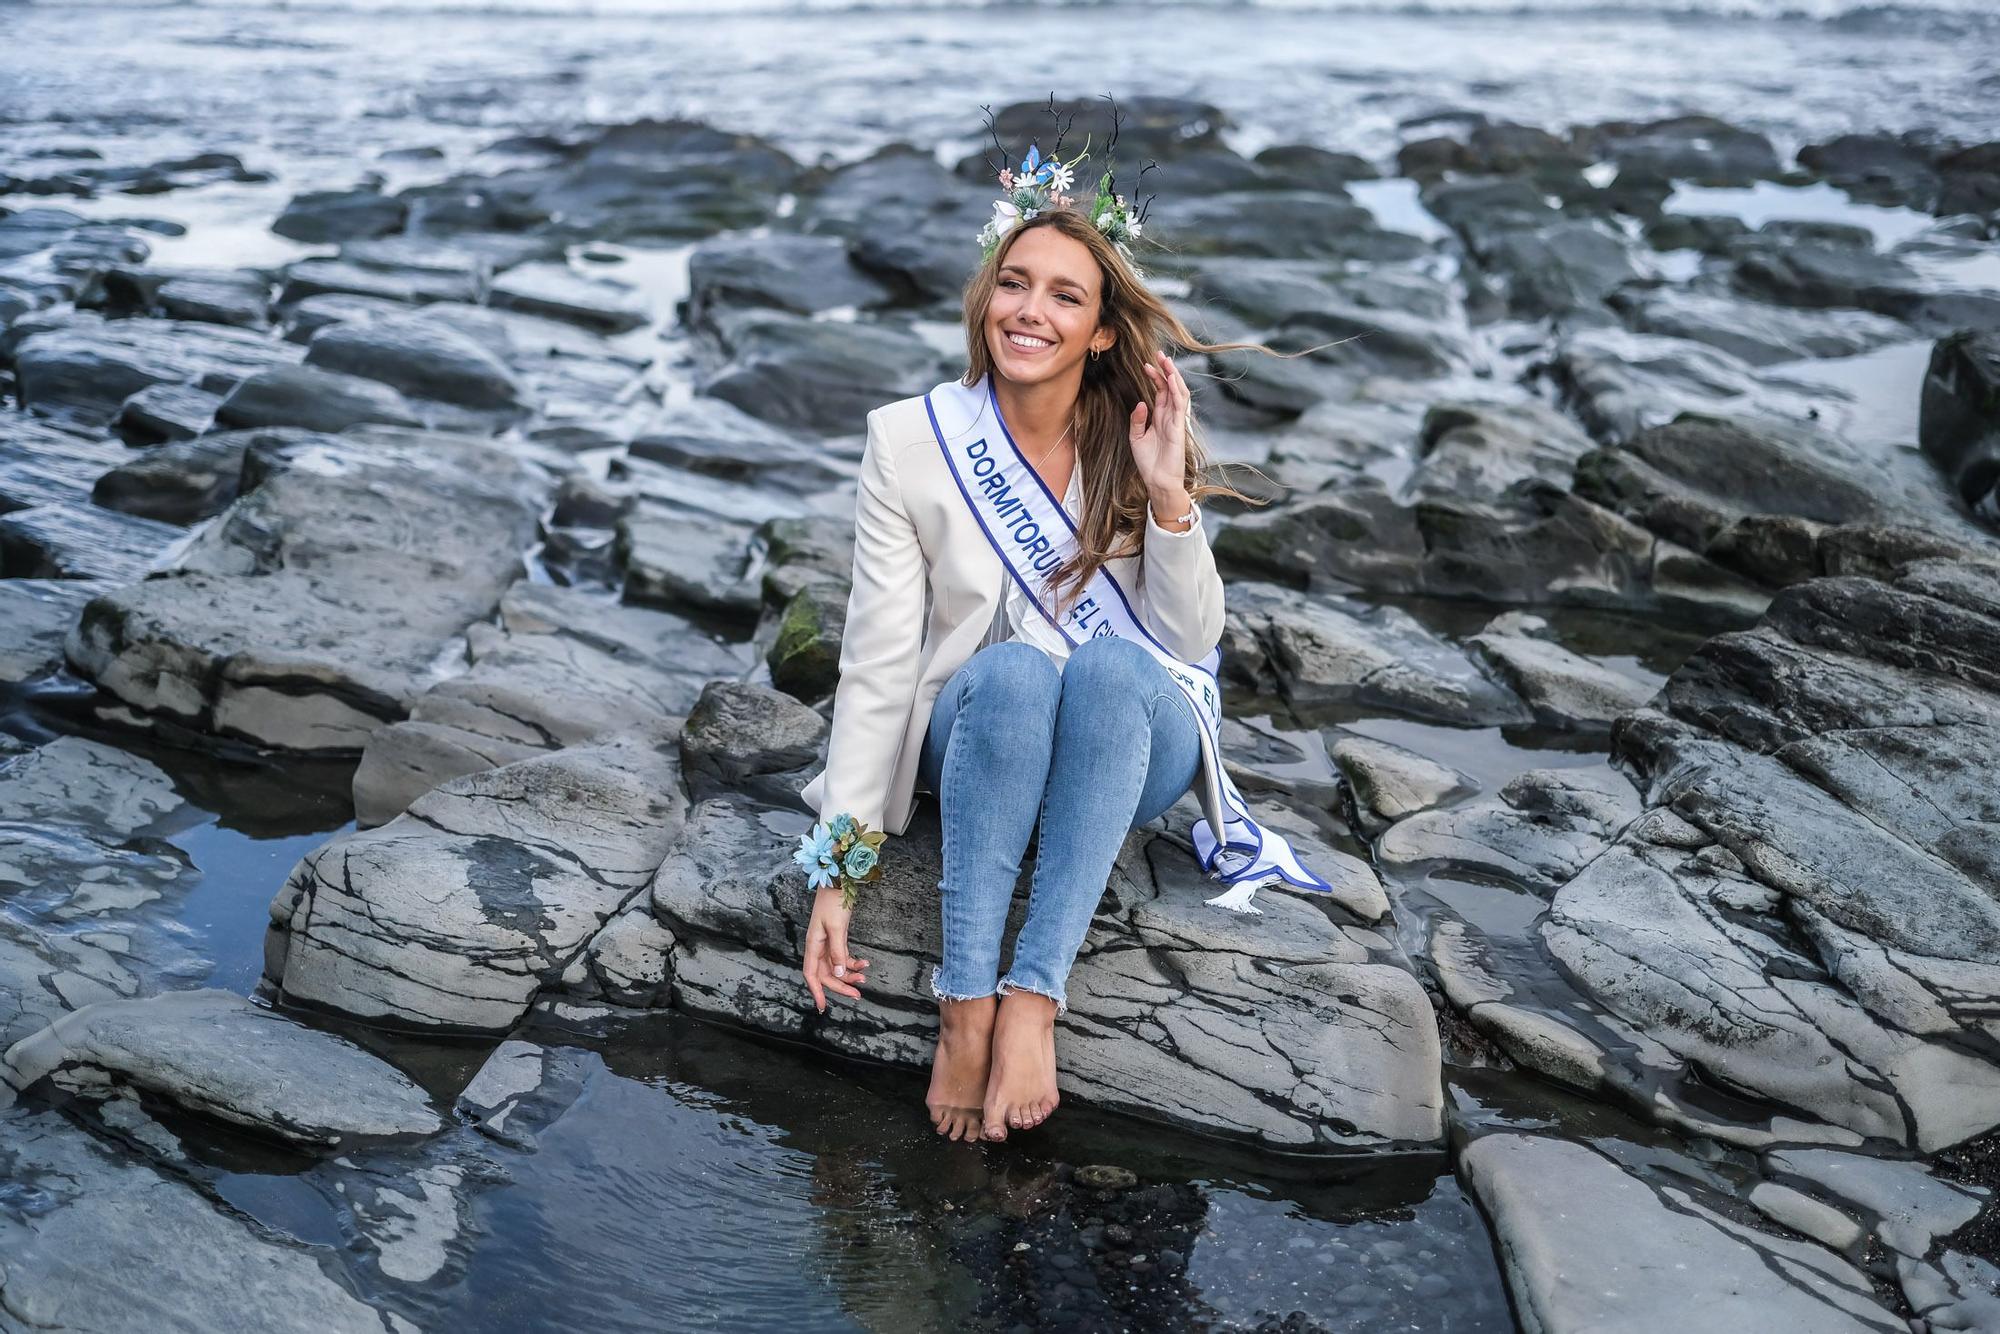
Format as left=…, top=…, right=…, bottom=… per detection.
left=974, top=96, right=1153, bottom=274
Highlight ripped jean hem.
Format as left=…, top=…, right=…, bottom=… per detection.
left=929, top=964, right=998, bottom=1004
left=997, top=976, right=1068, bottom=1015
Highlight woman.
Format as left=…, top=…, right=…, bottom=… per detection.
left=795, top=189, right=1291, bottom=1144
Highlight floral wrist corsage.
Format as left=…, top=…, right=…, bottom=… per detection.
left=793, top=813, right=886, bottom=909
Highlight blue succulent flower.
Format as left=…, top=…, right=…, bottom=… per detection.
left=829, top=813, right=857, bottom=840
left=1019, top=143, right=1052, bottom=185
left=794, top=824, right=839, bottom=891
left=842, top=842, right=878, bottom=879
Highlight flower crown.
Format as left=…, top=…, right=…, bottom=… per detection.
left=974, top=96, right=1157, bottom=280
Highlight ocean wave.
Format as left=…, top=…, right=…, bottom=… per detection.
left=24, top=0, right=2000, bottom=25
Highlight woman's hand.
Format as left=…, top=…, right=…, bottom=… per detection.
left=1129, top=349, right=1191, bottom=498
left=802, top=886, right=871, bottom=1013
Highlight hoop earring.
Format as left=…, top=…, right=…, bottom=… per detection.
left=1089, top=346, right=1102, bottom=361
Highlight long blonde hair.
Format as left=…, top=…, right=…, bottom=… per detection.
left=961, top=209, right=1309, bottom=613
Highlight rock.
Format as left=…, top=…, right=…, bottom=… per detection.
left=1476, top=219, right=1644, bottom=321
left=272, top=186, right=407, bottom=243
left=765, top=580, right=846, bottom=703
left=266, top=728, right=689, bottom=1033
left=1328, top=732, right=1477, bottom=838
left=1797, top=132, right=1945, bottom=210
left=1762, top=1149, right=1984, bottom=1258
left=351, top=581, right=750, bottom=820
left=1936, top=140, right=2000, bottom=217
left=489, top=261, right=648, bottom=334
left=616, top=512, right=760, bottom=623
left=67, top=432, right=547, bottom=752
left=91, top=428, right=260, bottom=523
left=215, top=363, right=424, bottom=432
left=1380, top=766, right=1641, bottom=892
left=12, top=315, right=300, bottom=427
left=1214, top=475, right=1769, bottom=624
left=0, top=1108, right=402, bottom=1332
left=1226, top=583, right=1531, bottom=726
left=1546, top=327, right=1870, bottom=448
left=1732, top=240, right=2000, bottom=337
left=1746, top=1181, right=1866, bottom=1254
left=1403, top=399, right=1597, bottom=506
left=0, top=501, right=181, bottom=581
left=628, top=394, right=858, bottom=494
left=1468, top=617, right=1655, bottom=730
left=1254, top=143, right=1380, bottom=190
left=278, top=254, right=480, bottom=307
left=1463, top=1134, right=1901, bottom=1333
left=155, top=269, right=273, bottom=329
left=685, top=233, right=894, bottom=326
left=304, top=310, right=527, bottom=410
left=1155, top=190, right=1429, bottom=264
left=1920, top=331, right=2000, bottom=520
left=400, top=118, right=800, bottom=243
left=2, top=989, right=440, bottom=1146
left=697, top=308, right=942, bottom=435
left=115, top=380, right=223, bottom=443
left=641, top=794, right=1443, bottom=1150
left=679, top=681, right=827, bottom=804
left=1606, top=286, right=1910, bottom=367
left=453, top=1038, right=595, bottom=1148
left=0, top=415, right=131, bottom=513
left=1576, top=114, right=1782, bottom=186
left=1513, top=562, right=2000, bottom=1150
left=813, top=151, right=990, bottom=306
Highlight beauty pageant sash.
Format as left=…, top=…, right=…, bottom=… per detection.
left=924, top=374, right=1333, bottom=913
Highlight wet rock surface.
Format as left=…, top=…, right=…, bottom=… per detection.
left=0, top=66, right=1996, bottom=1332
left=638, top=793, right=1443, bottom=1150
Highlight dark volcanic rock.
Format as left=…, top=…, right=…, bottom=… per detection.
left=697, top=309, right=943, bottom=434
left=1920, top=331, right=2000, bottom=522
left=304, top=311, right=527, bottom=410
left=91, top=428, right=264, bottom=524
left=272, top=186, right=408, bottom=243
left=686, top=233, right=895, bottom=327
left=216, top=363, right=424, bottom=432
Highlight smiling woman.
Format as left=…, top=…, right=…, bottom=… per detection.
left=795, top=120, right=1345, bottom=1144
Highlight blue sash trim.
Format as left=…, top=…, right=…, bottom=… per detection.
left=924, top=373, right=1334, bottom=911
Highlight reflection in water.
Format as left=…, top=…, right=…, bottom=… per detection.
left=416, top=1017, right=1513, bottom=1332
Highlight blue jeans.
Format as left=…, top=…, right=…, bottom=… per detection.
left=915, top=636, right=1203, bottom=1012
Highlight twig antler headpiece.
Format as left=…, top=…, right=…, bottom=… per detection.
left=975, top=93, right=1159, bottom=280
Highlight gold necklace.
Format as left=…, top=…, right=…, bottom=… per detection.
left=1026, top=417, right=1075, bottom=473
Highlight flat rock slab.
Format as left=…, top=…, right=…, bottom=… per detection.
left=0, top=501, right=181, bottom=581
left=267, top=728, right=689, bottom=1033
left=1228, top=582, right=1531, bottom=726
left=65, top=430, right=552, bottom=753
left=3, top=989, right=441, bottom=1146
left=1463, top=1134, right=1902, bottom=1333
left=352, top=582, right=752, bottom=822
left=0, top=1108, right=403, bottom=1333
left=639, top=794, right=1443, bottom=1151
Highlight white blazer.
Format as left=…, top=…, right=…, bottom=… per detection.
left=799, top=377, right=1231, bottom=841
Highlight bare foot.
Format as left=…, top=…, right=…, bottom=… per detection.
left=982, top=990, right=1060, bottom=1141
left=927, top=997, right=996, bottom=1143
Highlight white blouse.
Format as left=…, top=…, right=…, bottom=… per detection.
left=977, top=462, right=1204, bottom=667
